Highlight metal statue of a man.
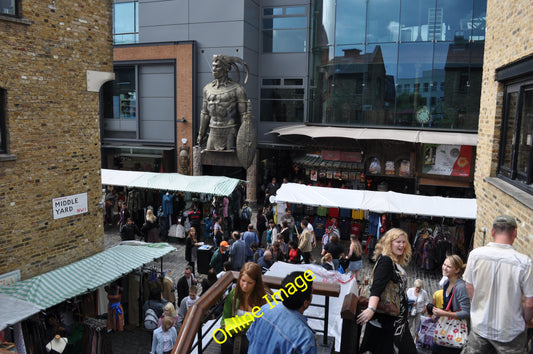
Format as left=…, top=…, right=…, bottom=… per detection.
left=197, top=55, right=256, bottom=168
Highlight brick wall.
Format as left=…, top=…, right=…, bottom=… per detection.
left=0, top=1, right=113, bottom=279
left=474, top=0, right=533, bottom=255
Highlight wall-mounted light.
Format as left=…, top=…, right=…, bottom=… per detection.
left=177, top=117, right=187, bottom=123
left=182, top=138, right=188, bottom=145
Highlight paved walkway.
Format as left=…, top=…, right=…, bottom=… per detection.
left=103, top=225, right=442, bottom=353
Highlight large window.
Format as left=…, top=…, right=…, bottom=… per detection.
left=0, top=0, right=18, bottom=17
left=102, top=63, right=175, bottom=142
left=263, top=6, right=307, bottom=53
left=0, top=88, right=6, bottom=153
left=113, top=1, right=138, bottom=45
left=498, top=77, right=533, bottom=193
left=260, top=78, right=305, bottom=122
left=309, top=0, right=486, bottom=130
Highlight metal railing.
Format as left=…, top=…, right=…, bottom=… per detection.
left=173, top=271, right=341, bottom=353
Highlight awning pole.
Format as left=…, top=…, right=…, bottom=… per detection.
left=161, top=258, right=163, bottom=275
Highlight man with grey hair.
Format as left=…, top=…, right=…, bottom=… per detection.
left=463, top=215, right=533, bottom=353
left=257, top=250, right=273, bottom=272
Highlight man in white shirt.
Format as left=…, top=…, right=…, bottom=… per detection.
left=463, top=215, right=533, bottom=353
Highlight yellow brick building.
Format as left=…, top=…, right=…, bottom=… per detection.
left=474, top=0, right=533, bottom=255
left=0, top=1, right=113, bottom=279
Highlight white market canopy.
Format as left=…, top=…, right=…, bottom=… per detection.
left=0, top=242, right=175, bottom=328
left=272, top=183, right=477, bottom=219
left=101, top=169, right=243, bottom=196
left=268, top=125, right=478, bottom=146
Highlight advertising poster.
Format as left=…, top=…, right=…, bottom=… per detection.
left=423, top=144, right=472, bottom=177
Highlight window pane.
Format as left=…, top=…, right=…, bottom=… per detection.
left=472, top=0, right=486, bottom=41
left=261, top=88, right=304, bottom=100
left=0, top=0, right=15, bottom=16
left=335, top=0, right=366, bottom=45
left=113, top=2, right=138, bottom=44
left=263, top=29, right=306, bottom=53
left=260, top=100, right=304, bottom=122
left=436, top=0, right=473, bottom=41
left=263, top=17, right=307, bottom=30
left=517, top=89, right=533, bottom=179
left=284, top=78, right=303, bottom=86
left=103, top=66, right=136, bottom=120
left=286, top=6, right=305, bottom=15
left=313, top=0, right=336, bottom=47
left=367, top=0, right=400, bottom=43
left=400, top=0, right=437, bottom=42
left=263, top=79, right=281, bottom=86
left=396, top=43, right=433, bottom=126
left=501, top=91, right=518, bottom=173
left=363, top=43, right=398, bottom=125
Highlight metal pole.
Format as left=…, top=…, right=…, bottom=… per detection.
left=197, top=324, right=203, bottom=354
left=323, top=296, right=329, bottom=346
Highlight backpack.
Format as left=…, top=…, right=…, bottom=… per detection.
left=144, top=308, right=159, bottom=330
left=240, top=206, right=250, bottom=220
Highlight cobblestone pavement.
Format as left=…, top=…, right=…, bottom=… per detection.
left=103, top=225, right=441, bottom=353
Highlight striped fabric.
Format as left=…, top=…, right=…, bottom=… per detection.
left=0, top=242, right=175, bottom=309
left=101, top=169, right=243, bottom=196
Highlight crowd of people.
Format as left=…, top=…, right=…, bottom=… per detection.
left=355, top=214, right=533, bottom=354
left=109, top=198, right=533, bottom=354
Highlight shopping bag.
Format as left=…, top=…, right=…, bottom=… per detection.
left=416, top=315, right=437, bottom=348
left=433, top=316, right=468, bottom=348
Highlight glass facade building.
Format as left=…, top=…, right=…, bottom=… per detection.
left=309, top=0, right=486, bottom=130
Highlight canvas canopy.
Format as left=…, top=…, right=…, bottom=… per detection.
left=272, top=183, right=477, bottom=219
left=101, top=169, right=243, bottom=196
left=0, top=242, right=175, bottom=326
left=0, top=294, right=43, bottom=331
left=269, top=125, right=478, bottom=146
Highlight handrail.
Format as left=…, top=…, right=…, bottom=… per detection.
left=173, top=271, right=238, bottom=354
left=173, top=270, right=341, bottom=354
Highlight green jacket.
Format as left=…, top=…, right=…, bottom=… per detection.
left=209, top=248, right=225, bottom=273
left=221, top=288, right=238, bottom=326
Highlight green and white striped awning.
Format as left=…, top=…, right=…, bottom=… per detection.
left=0, top=242, right=176, bottom=310
left=101, top=169, right=244, bottom=196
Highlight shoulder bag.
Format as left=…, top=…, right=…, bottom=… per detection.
left=433, top=286, right=468, bottom=349
left=358, top=256, right=401, bottom=316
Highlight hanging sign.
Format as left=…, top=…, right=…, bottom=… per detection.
left=0, top=270, right=21, bottom=287
left=52, top=192, right=89, bottom=220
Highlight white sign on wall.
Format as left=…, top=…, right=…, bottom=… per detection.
left=0, top=270, right=21, bottom=287
left=52, top=192, right=88, bottom=220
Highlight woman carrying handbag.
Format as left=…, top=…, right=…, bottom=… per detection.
left=432, top=254, right=471, bottom=353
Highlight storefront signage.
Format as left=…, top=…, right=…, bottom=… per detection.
left=422, top=144, right=472, bottom=177
left=0, top=270, right=21, bottom=287
left=321, top=150, right=362, bottom=162
left=52, top=192, right=88, bottom=220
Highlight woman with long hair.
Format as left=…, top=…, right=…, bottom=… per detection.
left=142, top=209, right=159, bottom=243
left=346, top=234, right=363, bottom=282
left=185, top=227, right=200, bottom=274
left=357, top=228, right=416, bottom=354
left=150, top=316, right=177, bottom=354
left=220, top=262, right=267, bottom=354
left=431, top=255, right=470, bottom=354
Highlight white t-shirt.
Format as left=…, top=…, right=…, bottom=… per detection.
left=464, top=242, right=533, bottom=342
left=406, top=288, right=429, bottom=313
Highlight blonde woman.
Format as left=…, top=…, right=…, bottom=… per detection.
left=157, top=302, right=179, bottom=329
left=432, top=255, right=470, bottom=354
left=346, top=235, right=363, bottom=282
left=150, top=316, right=177, bottom=354
left=142, top=209, right=159, bottom=243
left=321, top=253, right=335, bottom=271
left=356, top=228, right=416, bottom=354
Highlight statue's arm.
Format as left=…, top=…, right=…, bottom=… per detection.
left=236, top=87, right=249, bottom=121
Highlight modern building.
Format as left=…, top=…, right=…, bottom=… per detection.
left=473, top=0, right=533, bottom=255
left=0, top=1, right=113, bottom=279
left=105, top=0, right=485, bottom=206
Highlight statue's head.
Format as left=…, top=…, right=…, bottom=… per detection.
left=212, top=54, right=249, bottom=84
